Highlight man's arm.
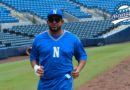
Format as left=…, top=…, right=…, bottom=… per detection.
left=29, top=38, right=44, bottom=77
left=31, top=60, right=39, bottom=68
left=72, top=60, right=86, bottom=78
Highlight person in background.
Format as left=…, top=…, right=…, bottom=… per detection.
left=26, top=47, right=32, bottom=56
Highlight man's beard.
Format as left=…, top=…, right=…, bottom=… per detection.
left=49, top=26, right=61, bottom=32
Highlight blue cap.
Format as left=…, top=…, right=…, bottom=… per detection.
left=47, top=9, right=63, bottom=18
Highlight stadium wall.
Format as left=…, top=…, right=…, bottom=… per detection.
left=0, top=45, right=30, bottom=60
left=104, top=26, right=130, bottom=44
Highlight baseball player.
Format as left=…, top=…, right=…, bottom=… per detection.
left=30, top=9, right=87, bottom=90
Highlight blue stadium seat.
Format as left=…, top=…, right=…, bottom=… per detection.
left=1, top=0, right=92, bottom=19
left=71, top=0, right=130, bottom=14
left=0, top=6, right=19, bottom=23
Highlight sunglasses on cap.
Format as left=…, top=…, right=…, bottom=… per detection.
left=48, top=16, right=62, bottom=23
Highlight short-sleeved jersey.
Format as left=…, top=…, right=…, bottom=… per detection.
left=30, top=30, right=87, bottom=79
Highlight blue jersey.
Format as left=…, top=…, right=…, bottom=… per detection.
left=30, top=30, right=87, bottom=79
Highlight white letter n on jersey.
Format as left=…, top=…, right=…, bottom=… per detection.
left=53, top=47, right=60, bottom=58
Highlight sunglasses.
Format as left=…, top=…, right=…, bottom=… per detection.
left=48, top=17, right=61, bottom=23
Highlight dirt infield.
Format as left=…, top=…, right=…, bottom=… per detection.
left=1, top=55, right=130, bottom=90
left=78, top=56, right=130, bottom=90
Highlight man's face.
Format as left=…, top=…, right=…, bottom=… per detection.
left=47, top=15, right=64, bottom=32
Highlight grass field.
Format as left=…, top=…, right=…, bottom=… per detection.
left=0, top=42, right=130, bottom=90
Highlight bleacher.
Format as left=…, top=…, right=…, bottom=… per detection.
left=3, top=24, right=48, bottom=37
left=3, top=20, right=116, bottom=40
left=63, top=20, right=115, bottom=39
left=0, top=6, right=19, bottom=23
left=0, top=32, right=32, bottom=48
left=1, top=0, right=92, bottom=19
left=72, top=0, right=130, bottom=14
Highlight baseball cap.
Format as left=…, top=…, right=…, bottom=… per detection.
left=47, top=9, right=63, bottom=19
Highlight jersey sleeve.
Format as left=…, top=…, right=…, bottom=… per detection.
left=74, top=38, right=87, bottom=62
left=30, top=38, right=39, bottom=63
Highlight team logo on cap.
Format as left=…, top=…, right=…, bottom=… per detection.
left=53, top=9, right=57, bottom=14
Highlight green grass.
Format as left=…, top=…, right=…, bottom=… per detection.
left=0, top=42, right=130, bottom=90
left=0, top=60, right=38, bottom=90
left=74, top=42, right=130, bottom=89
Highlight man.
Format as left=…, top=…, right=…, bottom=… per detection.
left=30, top=9, right=87, bottom=90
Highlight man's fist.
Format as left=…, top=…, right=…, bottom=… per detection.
left=34, top=65, right=44, bottom=77
left=71, top=66, right=80, bottom=79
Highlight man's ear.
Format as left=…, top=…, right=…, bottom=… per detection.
left=61, top=19, right=64, bottom=24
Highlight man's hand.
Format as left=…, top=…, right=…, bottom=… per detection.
left=34, top=65, right=44, bottom=77
left=72, top=60, right=86, bottom=79
left=71, top=66, right=80, bottom=79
